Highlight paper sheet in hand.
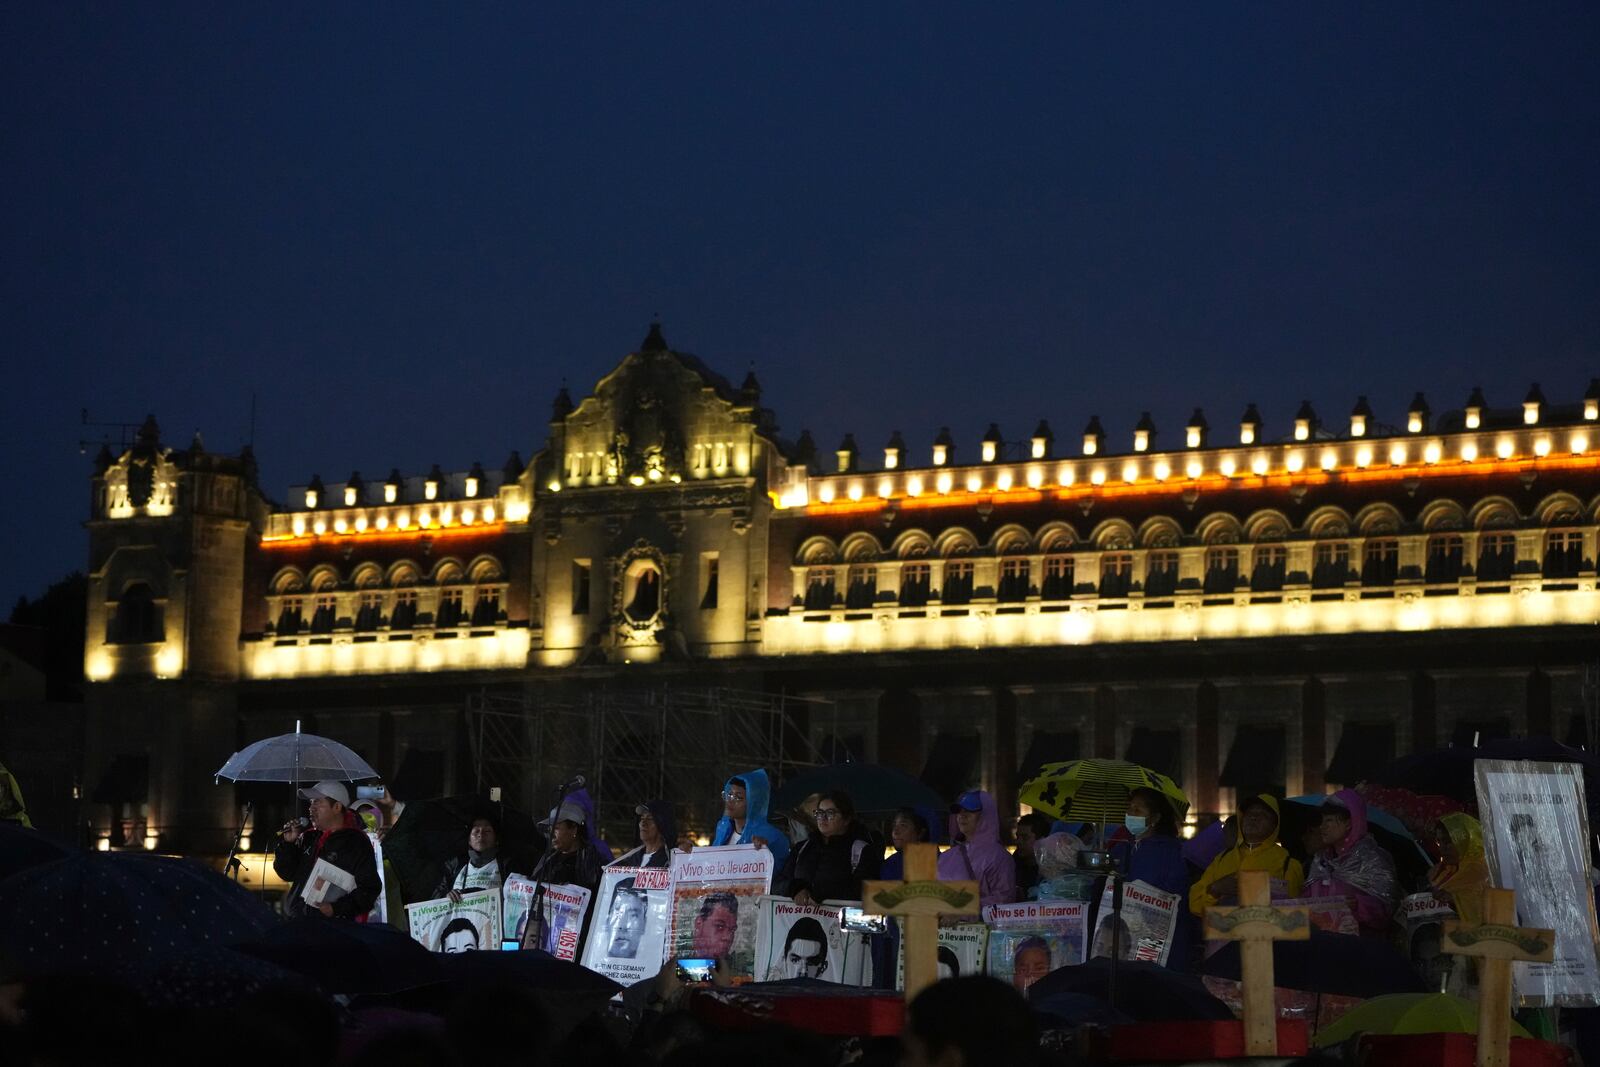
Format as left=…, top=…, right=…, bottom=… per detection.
left=301, top=857, right=356, bottom=907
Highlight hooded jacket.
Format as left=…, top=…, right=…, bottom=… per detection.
left=1189, top=795, right=1305, bottom=916
left=568, top=788, right=614, bottom=863
left=1306, top=788, right=1398, bottom=935
left=612, top=800, right=678, bottom=869
left=1429, top=812, right=1487, bottom=926
left=712, top=769, right=791, bottom=869
left=936, top=790, right=1016, bottom=909
left=881, top=804, right=942, bottom=881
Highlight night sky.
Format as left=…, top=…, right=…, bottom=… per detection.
left=4, top=6, right=1597, bottom=610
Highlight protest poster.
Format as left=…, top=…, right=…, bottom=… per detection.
left=503, top=874, right=536, bottom=942
left=752, top=897, right=871, bottom=985
left=1090, top=880, right=1180, bottom=965
left=1400, top=891, right=1458, bottom=994
left=518, top=882, right=593, bottom=961
left=1476, top=759, right=1600, bottom=1006
left=301, top=857, right=356, bottom=908
left=580, top=866, right=673, bottom=985
left=667, top=844, right=775, bottom=982
left=893, top=922, right=988, bottom=991
left=982, top=899, right=1088, bottom=993
left=406, top=891, right=501, bottom=953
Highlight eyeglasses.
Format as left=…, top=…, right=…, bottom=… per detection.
left=721, top=791, right=745, bottom=801
left=813, top=808, right=842, bottom=820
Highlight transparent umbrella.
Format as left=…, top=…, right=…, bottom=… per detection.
left=214, top=720, right=380, bottom=785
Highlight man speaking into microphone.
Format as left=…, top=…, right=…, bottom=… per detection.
left=274, top=780, right=381, bottom=920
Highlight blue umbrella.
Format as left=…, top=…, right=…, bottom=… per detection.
left=0, top=851, right=278, bottom=981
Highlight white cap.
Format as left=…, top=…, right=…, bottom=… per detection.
left=297, top=780, right=351, bottom=807
left=541, top=800, right=587, bottom=827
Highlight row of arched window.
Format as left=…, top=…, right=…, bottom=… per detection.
left=267, top=557, right=506, bottom=636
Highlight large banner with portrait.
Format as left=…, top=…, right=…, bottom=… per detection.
left=581, top=866, right=673, bottom=985
left=1091, top=880, right=1181, bottom=966
left=893, top=921, right=988, bottom=991
left=752, top=897, right=871, bottom=985
left=406, top=890, right=502, bottom=954
left=667, top=844, right=774, bottom=982
left=1476, top=759, right=1600, bottom=1006
left=982, top=900, right=1088, bottom=993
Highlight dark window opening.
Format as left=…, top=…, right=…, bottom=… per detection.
left=391, top=591, right=417, bottom=630
left=626, top=567, right=661, bottom=621
left=112, top=583, right=164, bottom=644
left=1312, top=541, right=1351, bottom=589
left=1545, top=530, right=1584, bottom=579
left=1477, top=533, right=1516, bottom=582
left=846, top=565, right=878, bottom=609
left=998, top=558, right=1030, bottom=602
left=900, top=562, right=931, bottom=607
left=1361, top=538, right=1399, bottom=586
left=1124, top=727, right=1182, bottom=784
left=1251, top=545, right=1287, bottom=592
left=1203, top=547, right=1240, bottom=594
left=1145, top=550, right=1179, bottom=597
left=1042, top=555, right=1075, bottom=599
left=1099, top=553, right=1133, bottom=598
left=572, top=562, right=591, bottom=615
left=1324, top=722, right=1395, bottom=786
left=941, top=560, right=974, bottom=605
left=355, top=593, right=382, bottom=631
left=1426, top=535, right=1465, bottom=583
left=471, top=588, right=500, bottom=626
left=275, top=597, right=304, bottom=637
left=804, top=567, right=836, bottom=611
left=1018, top=730, right=1080, bottom=784
left=920, top=731, right=980, bottom=802
left=1219, top=725, right=1286, bottom=798
left=701, top=556, right=719, bottom=610
left=436, top=588, right=464, bottom=628
left=309, top=594, right=337, bottom=634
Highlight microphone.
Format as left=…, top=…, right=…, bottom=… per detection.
left=558, top=774, right=586, bottom=792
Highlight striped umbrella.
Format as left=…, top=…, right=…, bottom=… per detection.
left=1019, top=758, right=1189, bottom=827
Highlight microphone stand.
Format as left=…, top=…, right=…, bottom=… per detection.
left=526, top=778, right=578, bottom=953
left=224, top=802, right=253, bottom=882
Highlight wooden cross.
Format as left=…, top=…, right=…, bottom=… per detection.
left=862, top=842, right=980, bottom=1004
left=1442, top=886, right=1555, bottom=1067
left=1203, top=869, right=1311, bottom=1056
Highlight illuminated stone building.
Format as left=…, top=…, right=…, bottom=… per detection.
left=83, top=326, right=1600, bottom=853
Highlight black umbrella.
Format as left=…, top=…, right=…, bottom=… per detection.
left=0, top=850, right=278, bottom=981
left=773, top=763, right=947, bottom=814
left=235, top=916, right=442, bottom=995
left=0, top=822, right=78, bottom=881
left=1373, top=737, right=1600, bottom=819
left=381, top=794, right=545, bottom=904
left=1199, top=928, right=1428, bottom=999
left=1276, top=799, right=1432, bottom=890
left=1026, top=958, right=1236, bottom=1021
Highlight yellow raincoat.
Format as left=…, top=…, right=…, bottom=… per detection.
left=1189, top=794, right=1304, bottom=916
left=1429, top=812, right=1487, bottom=926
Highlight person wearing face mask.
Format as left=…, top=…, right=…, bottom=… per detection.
left=936, top=790, right=1017, bottom=909
left=1111, top=787, right=1194, bottom=969
left=1189, top=794, right=1303, bottom=916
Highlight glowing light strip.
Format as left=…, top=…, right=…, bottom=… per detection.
left=796, top=454, right=1600, bottom=517
left=261, top=521, right=507, bottom=548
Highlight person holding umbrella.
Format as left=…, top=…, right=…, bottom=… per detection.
left=275, top=780, right=381, bottom=920
left=1112, top=787, right=1194, bottom=968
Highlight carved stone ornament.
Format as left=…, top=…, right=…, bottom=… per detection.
left=611, top=539, right=670, bottom=644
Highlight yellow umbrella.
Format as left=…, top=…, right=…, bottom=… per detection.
left=1019, top=758, right=1189, bottom=826
left=1312, top=993, right=1532, bottom=1047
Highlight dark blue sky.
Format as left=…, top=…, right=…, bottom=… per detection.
left=4, top=5, right=1597, bottom=609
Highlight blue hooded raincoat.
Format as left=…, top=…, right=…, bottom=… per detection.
left=711, top=768, right=790, bottom=869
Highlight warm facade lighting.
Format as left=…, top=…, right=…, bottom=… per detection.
left=1082, top=438, right=1098, bottom=456
left=291, top=516, right=306, bottom=537
left=482, top=503, right=496, bottom=522
left=305, top=489, right=319, bottom=509
left=312, top=519, right=327, bottom=535
left=354, top=515, right=368, bottom=532
left=981, top=441, right=998, bottom=463
left=995, top=470, right=1013, bottom=492
left=1460, top=441, right=1479, bottom=463
left=1090, top=468, right=1107, bottom=486
left=1533, top=437, right=1551, bottom=458
left=965, top=473, right=983, bottom=492
left=334, top=517, right=348, bottom=534
left=344, top=486, right=357, bottom=507
left=424, top=480, right=438, bottom=501
left=464, top=476, right=478, bottom=497
left=1496, top=438, right=1515, bottom=460
left=906, top=475, right=924, bottom=497
left=936, top=472, right=953, bottom=494
left=1218, top=457, right=1237, bottom=478
left=461, top=507, right=475, bottom=524
left=877, top=478, right=894, bottom=498
left=1121, top=462, right=1139, bottom=484
left=1354, top=446, right=1373, bottom=468
left=845, top=483, right=862, bottom=502
left=1285, top=452, right=1304, bottom=473
left=1388, top=444, right=1406, bottom=466
left=1152, top=460, right=1171, bottom=481
left=1465, top=410, right=1481, bottom=430
left=547, top=479, right=561, bottom=492
left=884, top=450, right=899, bottom=469
left=1026, top=467, right=1044, bottom=489
left=385, top=483, right=398, bottom=503
left=1572, top=434, right=1590, bottom=455
left=817, top=483, right=835, bottom=503
left=375, top=514, right=389, bottom=530
left=932, top=445, right=948, bottom=466
left=1320, top=450, right=1338, bottom=471
left=1423, top=442, right=1442, bottom=464
left=1185, top=459, right=1203, bottom=480
left=1250, top=455, right=1268, bottom=476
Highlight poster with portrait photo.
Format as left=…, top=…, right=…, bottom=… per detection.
left=516, top=882, right=592, bottom=961
left=1091, top=880, right=1180, bottom=966
left=667, top=845, right=774, bottom=982
left=1476, top=759, right=1600, bottom=1006
left=580, top=866, right=673, bottom=985
left=982, top=900, right=1087, bottom=993
left=752, top=897, right=870, bottom=985
left=893, top=922, right=989, bottom=991
left=406, top=891, right=501, bottom=954
left=1400, top=891, right=1459, bottom=996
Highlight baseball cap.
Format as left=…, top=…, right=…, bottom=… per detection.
left=635, top=804, right=655, bottom=817
left=297, top=780, right=351, bottom=807
left=541, top=800, right=588, bottom=827
left=949, top=790, right=984, bottom=814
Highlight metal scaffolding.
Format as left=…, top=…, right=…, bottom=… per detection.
left=465, top=685, right=832, bottom=849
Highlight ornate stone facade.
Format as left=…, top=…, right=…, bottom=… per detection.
left=81, top=330, right=1600, bottom=853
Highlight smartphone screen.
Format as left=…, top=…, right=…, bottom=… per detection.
left=500, top=939, right=521, bottom=952
left=675, top=958, right=717, bottom=983
left=840, top=906, right=887, bottom=934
